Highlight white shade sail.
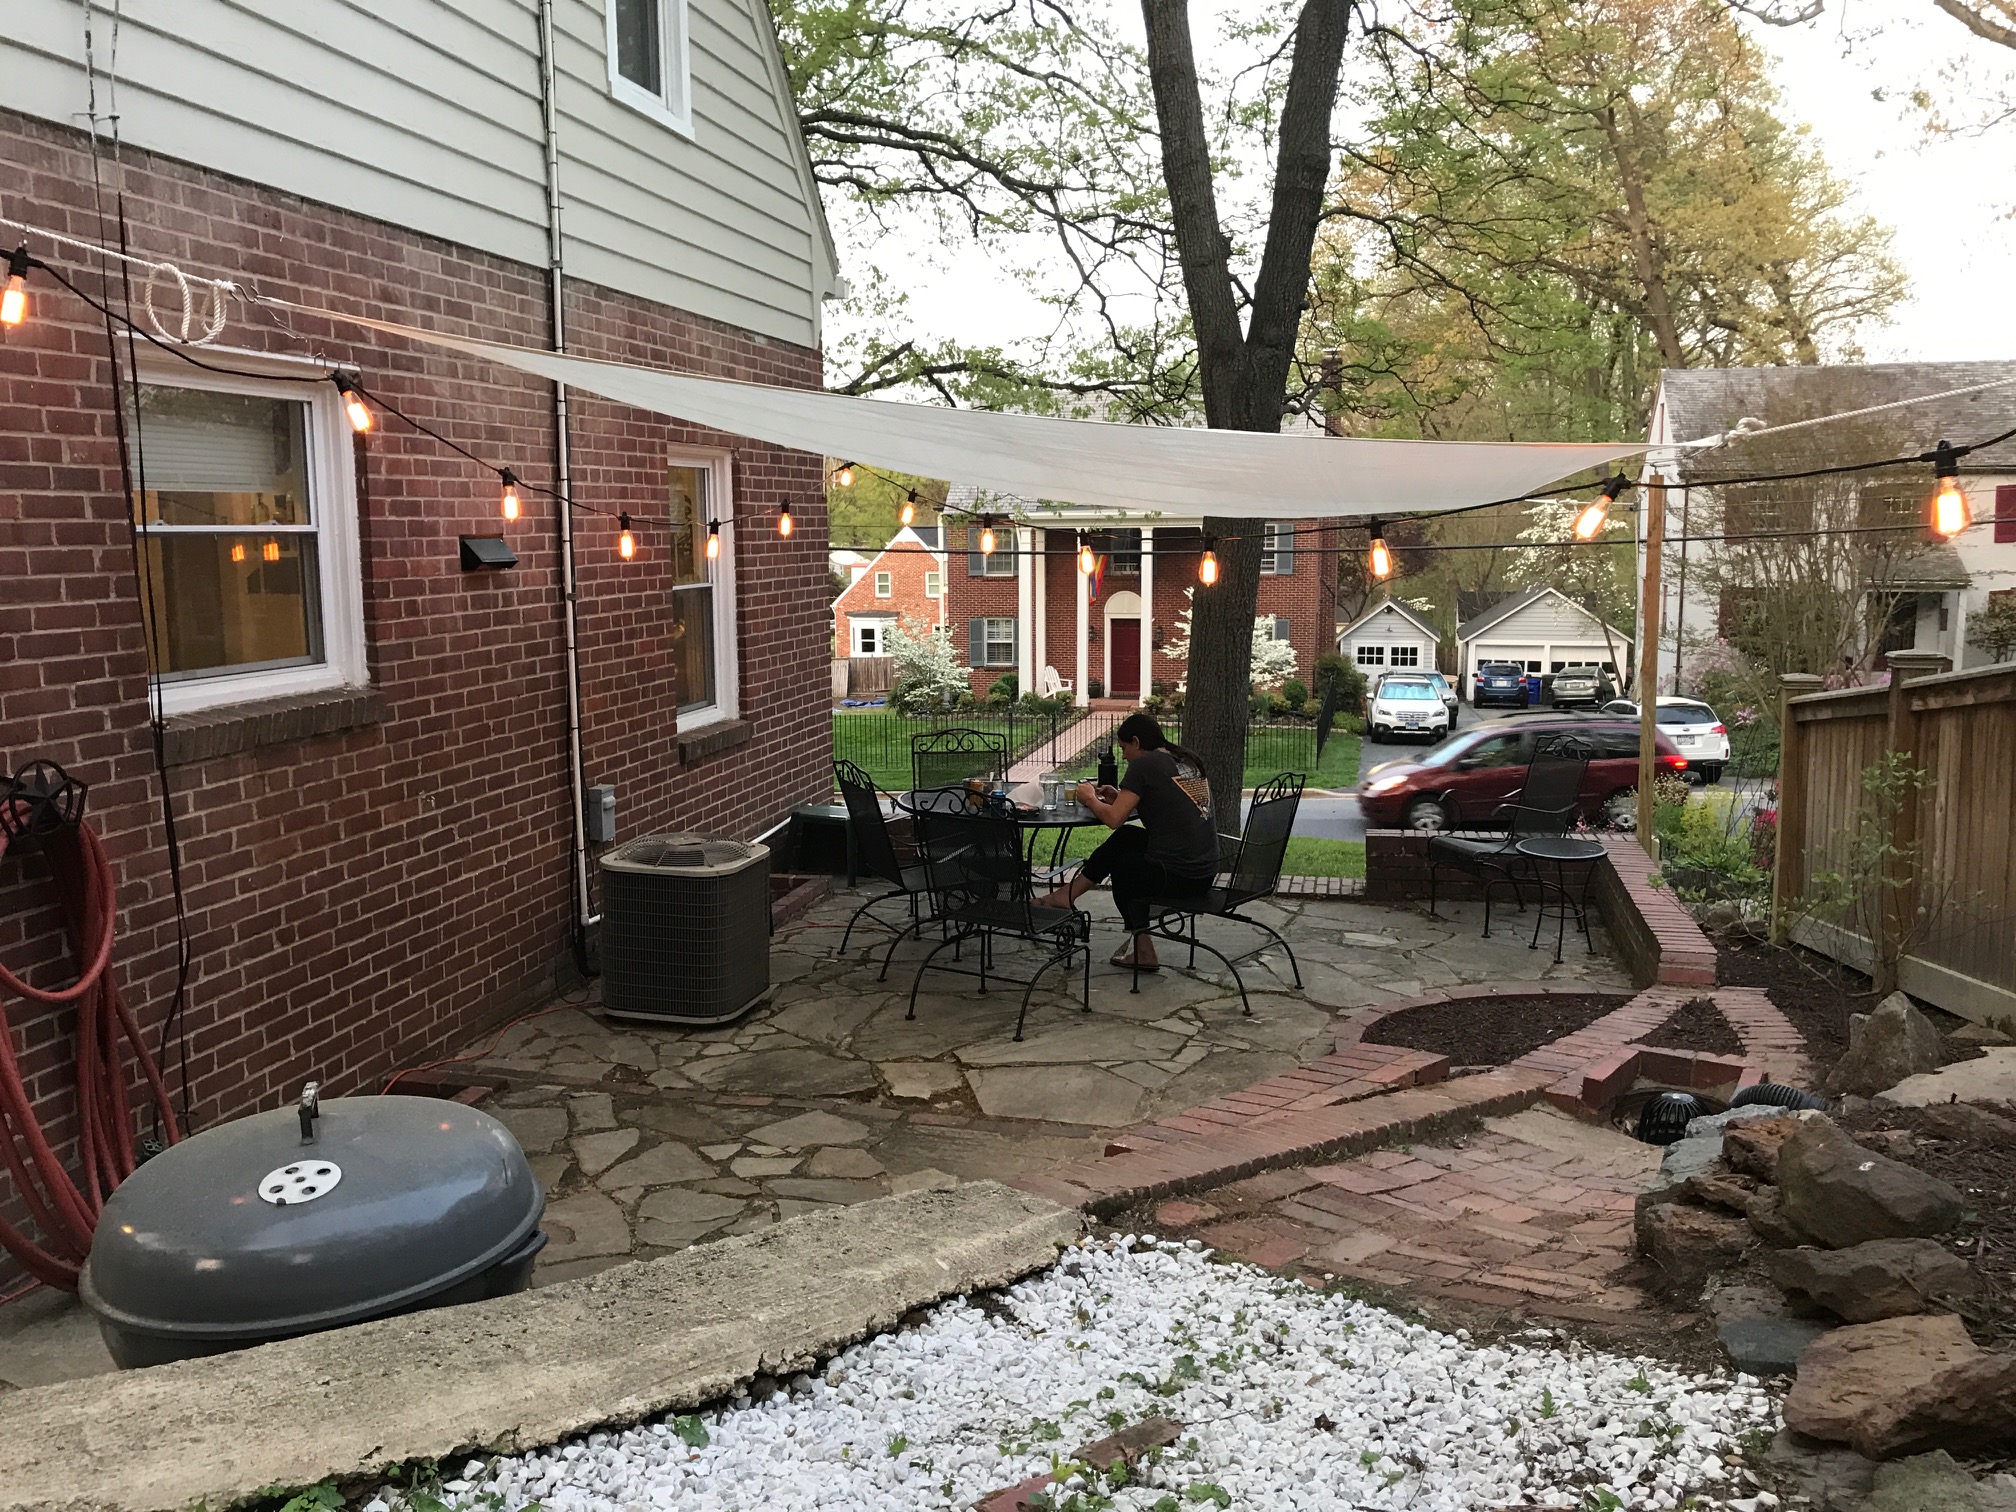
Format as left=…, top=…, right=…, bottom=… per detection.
left=291, top=305, right=1646, bottom=518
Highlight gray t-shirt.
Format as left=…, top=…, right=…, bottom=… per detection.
left=1120, top=749, right=1219, bottom=878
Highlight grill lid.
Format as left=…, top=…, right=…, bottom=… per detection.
left=81, top=1095, right=544, bottom=1341
left=603, top=833, right=769, bottom=877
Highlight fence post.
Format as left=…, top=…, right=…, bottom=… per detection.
left=1875, top=653, right=1949, bottom=994
left=1769, top=672, right=1826, bottom=945
left=1635, top=474, right=1666, bottom=855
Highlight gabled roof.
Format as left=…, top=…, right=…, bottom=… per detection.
left=1456, top=585, right=1631, bottom=644
left=1337, top=597, right=1441, bottom=642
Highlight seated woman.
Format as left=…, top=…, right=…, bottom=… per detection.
left=1038, top=712, right=1219, bottom=970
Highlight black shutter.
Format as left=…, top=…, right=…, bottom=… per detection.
left=968, top=617, right=985, bottom=667
left=966, top=526, right=985, bottom=576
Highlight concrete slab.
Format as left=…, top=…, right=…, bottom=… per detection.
left=967, top=1065, right=1146, bottom=1126
left=0, top=1184, right=1080, bottom=1512
left=1877, top=1048, right=2016, bottom=1109
left=1484, top=1107, right=1663, bottom=1175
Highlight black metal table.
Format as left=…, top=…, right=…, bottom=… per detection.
left=898, top=790, right=1108, bottom=876
left=1514, top=835, right=1607, bottom=962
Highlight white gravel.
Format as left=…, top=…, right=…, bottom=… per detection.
left=389, top=1237, right=1780, bottom=1512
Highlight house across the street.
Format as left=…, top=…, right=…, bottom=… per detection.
left=832, top=525, right=946, bottom=658
left=1455, top=587, right=1633, bottom=695
left=1337, top=598, right=1443, bottom=677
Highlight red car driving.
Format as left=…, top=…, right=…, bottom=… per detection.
left=1357, top=714, right=1687, bottom=832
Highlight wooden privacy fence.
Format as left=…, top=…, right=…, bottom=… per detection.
left=1772, top=658, right=2016, bottom=1026
left=831, top=656, right=895, bottom=701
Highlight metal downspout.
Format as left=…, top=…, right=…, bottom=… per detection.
left=538, top=0, right=598, bottom=933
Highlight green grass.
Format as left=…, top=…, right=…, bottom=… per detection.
left=1050, top=825, right=1365, bottom=878
left=831, top=709, right=1023, bottom=791
left=1053, top=723, right=1361, bottom=791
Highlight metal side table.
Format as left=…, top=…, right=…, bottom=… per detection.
left=1514, top=835, right=1606, bottom=963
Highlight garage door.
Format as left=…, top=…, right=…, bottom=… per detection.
left=1475, top=644, right=1544, bottom=674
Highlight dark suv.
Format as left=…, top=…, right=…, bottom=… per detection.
left=1471, top=661, right=1528, bottom=708
left=1358, top=714, right=1687, bottom=832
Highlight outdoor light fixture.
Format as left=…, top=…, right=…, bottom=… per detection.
left=498, top=468, right=521, bottom=523
left=778, top=502, right=795, bottom=538
left=332, top=373, right=372, bottom=434
left=617, top=513, right=636, bottom=559
left=1574, top=475, right=1631, bottom=541
left=1198, top=539, right=1219, bottom=586
left=1930, top=441, right=1971, bottom=540
left=979, top=516, right=997, bottom=555
left=899, top=491, right=917, bottom=527
left=263, top=539, right=282, bottom=563
left=834, top=462, right=855, bottom=489
left=705, top=519, right=721, bottom=560
left=1, top=246, right=33, bottom=327
left=1367, top=520, right=1392, bottom=580
left=1078, top=533, right=1095, bottom=574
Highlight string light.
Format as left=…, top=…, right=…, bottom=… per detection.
left=499, top=467, right=521, bottom=523
left=1, top=246, right=33, bottom=327
left=1367, top=520, right=1392, bottom=580
left=833, top=462, right=855, bottom=489
left=262, top=539, right=281, bottom=563
left=706, top=519, right=721, bottom=559
left=617, top=513, right=636, bottom=559
left=1930, top=441, right=1971, bottom=540
left=1198, top=538, right=1219, bottom=586
left=1078, top=532, right=1095, bottom=574
left=979, top=516, right=997, bottom=556
left=1573, top=474, right=1631, bottom=541
left=331, top=373, right=373, bottom=433
left=230, top=543, right=246, bottom=563
left=778, top=501, right=794, bottom=538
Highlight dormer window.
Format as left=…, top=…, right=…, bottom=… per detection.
left=608, top=0, right=693, bottom=137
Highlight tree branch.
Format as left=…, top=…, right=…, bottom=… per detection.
left=1932, top=0, right=2016, bottom=48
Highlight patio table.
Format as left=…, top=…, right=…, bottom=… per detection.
left=1514, top=835, right=1606, bottom=963
left=897, top=790, right=1112, bottom=876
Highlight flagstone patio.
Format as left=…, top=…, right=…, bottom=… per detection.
left=470, top=884, right=1635, bottom=1286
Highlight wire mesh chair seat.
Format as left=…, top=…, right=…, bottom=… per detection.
left=1135, top=772, right=1306, bottom=1016
left=910, top=727, right=1010, bottom=798
left=904, top=807, right=1090, bottom=1041
left=1426, top=734, right=1594, bottom=936
left=833, top=758, right=939, bottom=962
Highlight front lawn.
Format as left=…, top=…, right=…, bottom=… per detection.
left=1050, top=825, right=1365, bottom=878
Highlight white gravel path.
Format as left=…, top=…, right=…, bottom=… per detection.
left=392, top=1237, right=1780, bottom=1512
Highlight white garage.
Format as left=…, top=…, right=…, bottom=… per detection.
left=1457, top=587, right=1632, bottom=689
left=1337, top=598, right=1442, bottom=676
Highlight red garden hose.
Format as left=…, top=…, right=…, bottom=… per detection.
left=0, top=771, right=180, bottom=1289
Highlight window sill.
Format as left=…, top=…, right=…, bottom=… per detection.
left=678, top=718, right=754, bottom=767
left=161, top=688, right=384, bottom=768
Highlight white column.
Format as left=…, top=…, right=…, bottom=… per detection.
left=1075, top=550, right=1091, bottom=708
left=1032, top=528, right=1049, bottom=686
left=1138, top=527, right=1154, bottom=703
left=1015, top=525, right=1036, bottom=691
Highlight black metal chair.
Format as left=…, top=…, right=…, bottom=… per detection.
left=911, top=727, right=1009, bottom=797
left=905, top=807, right=1091, bottom=1041
left=1425, top=734, right=1594, bottom=935
left=834, top=759, right=935, bottom=959
left=1133, top=772, right=1306, bottom=1015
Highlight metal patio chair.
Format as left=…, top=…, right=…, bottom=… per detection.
left=1425, top=733, right=1594, bottom=935
left=834, top=758, right=935, bottom=959
left=1133, top=771, right=1306, bottom=1015
left=904, top=807, right=1091, bottom=1041
left=911, top=726, right=1009, bottom=797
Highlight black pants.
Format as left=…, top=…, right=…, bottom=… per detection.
left=1079, top=826, right=1212, bottom=932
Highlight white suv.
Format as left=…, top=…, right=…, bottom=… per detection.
left=1599, top=697, right=1732, bottom=782
left=1367, top=674, right=1449, bottom=744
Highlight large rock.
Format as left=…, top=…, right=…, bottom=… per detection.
left=1865, top=1450, right=2016, bottom=1511
left=1746, top=1186, right=1806, bottom=1248
left=1764, top=1430, right=1879, bottom=1512
left=1784, top=1315, right=1978, bottom=1445
left=1636, top=1201, right=1753, bottom=1285
left=1776, top=1118, right=1964, bottom=1249
left=1718, top=1314, right=1833, bottom=1376
left=1853, top=1351, right=2016, bottom=1461
left=1768, top=1239, right=1980, bottom=1322
left=1826, top=992, right=1943, bottom=1098
left=1724, top=1111, right=1818, bottom=1180
left=1878, top=1047, right=2016, bottom=1111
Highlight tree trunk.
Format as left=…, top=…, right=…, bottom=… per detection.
left=1599, top=106, right=1687, bottom=368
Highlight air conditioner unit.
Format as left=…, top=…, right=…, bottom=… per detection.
left=600, top=834, right=772, bottom=1025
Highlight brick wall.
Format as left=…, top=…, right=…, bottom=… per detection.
left=832, top=540, right=943, bottom=656
left=0, top=109, right=829, bottom=1282
left=947, top=527, right=1020, bottom=696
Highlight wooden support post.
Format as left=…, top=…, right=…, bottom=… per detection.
left=1769, top=672, right=1826, bottom=944
left=1636, top=474, right=1665, bottom=855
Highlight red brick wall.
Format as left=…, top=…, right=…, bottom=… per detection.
left=0, top=110, right=828, bottom=1282
left=832, top=540, right=944, bottom=655
left=946, top=527, right=1020, bottom=695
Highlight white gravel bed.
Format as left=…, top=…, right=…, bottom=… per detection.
left=389, top=1237, right=1781, bottom=1512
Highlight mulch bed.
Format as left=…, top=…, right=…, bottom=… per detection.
left=1363, top=992, right=1630, bottom=1067
left=1638, top=997, right=1747, bottom=1057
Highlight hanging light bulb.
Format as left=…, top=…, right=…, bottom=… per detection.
left=230, top=542, right=247, bottom=564
left=899, top=491, right=917, bottom=527
left=263, top=539, right=282, bottom=563
left=1078, top=532, right=1095, bottom=575
left=979, top=516, right=997, bottom=556
left=1571, top=474, right=1631, bottom=541
left=1367, top=520, right=1392, bottom=580
left=1, top=246, right=33, bottom=327
left=617, top=512, right=636, bottom=560
left=778, top=501, right=795, bottom=538
left=499, top=467, right=521, bottom=523
left=1198, top=538, right=1219, bottom=586
left=332, top=373, right=373, bottom=433
left=706, top=519, right=721, bottom=560
left=834, top=462, right=855, bottom=489
left=1930, top=441, right=1971, bottom=540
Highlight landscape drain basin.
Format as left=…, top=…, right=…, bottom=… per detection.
left=80, top=1094, right=545, bottom=1368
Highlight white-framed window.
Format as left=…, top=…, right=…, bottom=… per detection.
left=1259, top=521, right=1293, bottom=574
left=970, top=616, right=1018, bottom=667
left=1107, top=528, right=1142, bottom=576
left=1389, top=644, right=1420, bottom=668
left=968, top=526, right=1016, bottom=576
left=1271, top=617, right=1292, bottom=643
left=851, top=621, right=885, bottom=657
left=606, top=0, right=693, bottom=138
left=667, top=455, right=736, bottom=727
left=924, top=570, right=941, bottom=599
left=874, top=570, right=893, bottom=598
left=1354, top=643, right=1385, bottom=667
left=131, top=355, right=365, bottom=717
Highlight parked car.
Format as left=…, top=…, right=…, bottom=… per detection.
left=1366, top=673, right=1449, bottom=743
left=1357, top=714, right=1689, bottom=831
left=1424, top=670, right=1459, bottom=727
left=1471, top=660, right=1528, bottom=708
left=1548, top=663, right=1613, bottom=707
left=1599, top=697, right=1732, bottom=783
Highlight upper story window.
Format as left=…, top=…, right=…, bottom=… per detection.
left=1258, top=521, right=1294, bottom=575
left=608, top=0, right=693, bottom=137
left=924, top=570, right=942, bottom=598
left=875, top=570, right=893, bottom=598
left=967, top=527, right=1016, bottom=577
left=667, top=457, right=736, bottom=726
left=1106, top=528, right=1142, bottom=576
left=132, top=365, right=366, bottom=716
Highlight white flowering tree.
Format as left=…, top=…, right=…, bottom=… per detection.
left=1164, top=590, right=1301, bottom=690
left=883, top=615, right=967, bottom=713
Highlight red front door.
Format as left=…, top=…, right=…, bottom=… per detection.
left=1110, top=620, right=1141, bottom=697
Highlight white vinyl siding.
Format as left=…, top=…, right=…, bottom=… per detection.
left=2, top=0, right=835, bottom=348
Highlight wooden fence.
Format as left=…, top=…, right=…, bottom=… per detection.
left=831, top=656, right=895, bottom=701
left=1772, top=660, right=2016, bottom=1026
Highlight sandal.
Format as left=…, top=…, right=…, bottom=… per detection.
left=1110, top=949, right=1160, bottom=972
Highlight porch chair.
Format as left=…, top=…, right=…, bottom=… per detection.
left=1037, top=665, right=1073, bottom=698
left=904, top=807, right=1091, bottom=1041
left=911, top=726, right=1010, bottom=797
left=834, top=758, right=935, bottom=959
left=1132, top=771, right=1306, bottom=1016
left=1425, top=733, right=1594, bottom=935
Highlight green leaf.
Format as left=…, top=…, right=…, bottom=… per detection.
left=887, top=1434, right=909, bottom=1458
left=276, top=1487, right=344, bottom=1512
left=1540, top=1387, right=1558, bottom=1419
left=1184, top=1483, right=1232, bottom=1508
left=672, top=1414, right=710, bottom=1448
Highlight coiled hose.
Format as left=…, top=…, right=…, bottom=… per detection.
left=0, top=797, right=180, bottom=1289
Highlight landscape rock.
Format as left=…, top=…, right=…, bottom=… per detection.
left=1878, top=1048, right=2016, bottom=1111
left=1684, top=1171, right=1760, bottom=1214
left=1762, top=1429, right=1877, bottom=1512
left=1865, top=1450, right=2016, bottom=1512
left=1723, top=1111, right=1816, bottom=1180
left=1640, top=1134, right=1727, bottom=1209
left=1688, top=1104, right=1813, bottom=1140
left=1782, top=1314, right=1977, bottom=1446
left=1916, top=1101, right=2016, bottom=1146
left=1718, top=1314, right=1832, bottom=1376
left=1852, top=1349, right=2016, bottom=1461
left=1768, top=1239, right=1980, bottom=1322
left=1746, top=1186, right=1806, bottom=1248
left=1636, top=1202, right=1753, bottom=1285
left=1825, top=993, right=1943, bottom=1098
left=1775, top=1118, right=1964, bottom=1249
